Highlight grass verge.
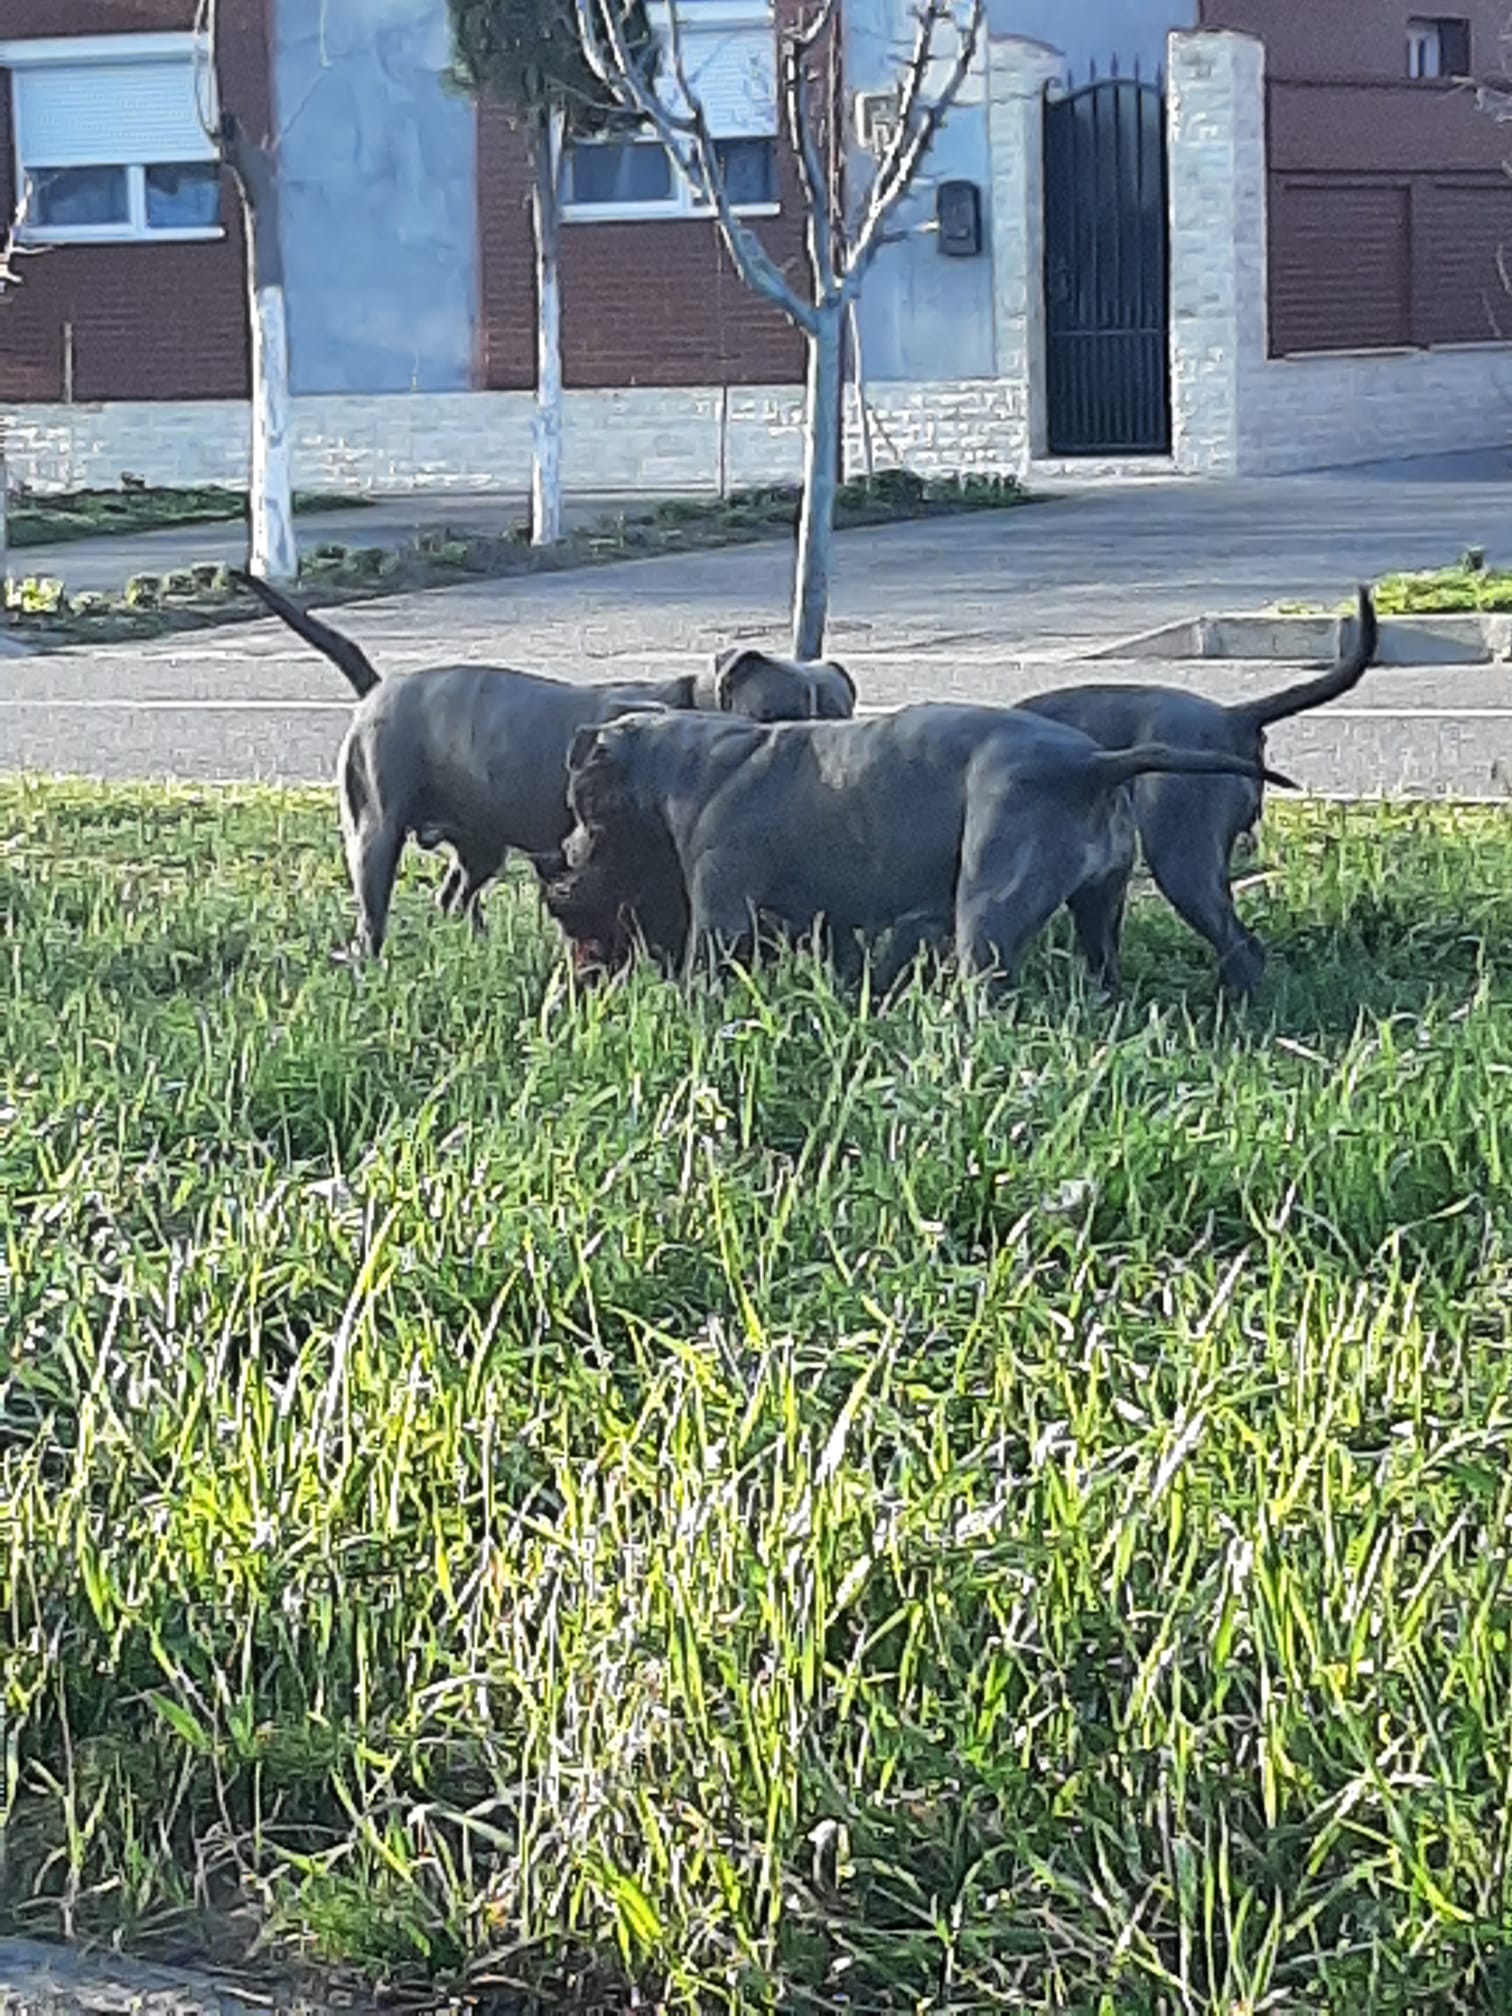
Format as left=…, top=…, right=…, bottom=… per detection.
left=1, top=472, right=1030, bottom=650
left=7, top=485, right=368, bottom=550
left=4, top=787, right=1512, bottom=2010
left=1275, top=552, right=1511, bottom=618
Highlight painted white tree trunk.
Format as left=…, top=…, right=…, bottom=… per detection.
left=221, top=113, right=298, bottom=585
left=249, top=281, right=297, bottom=583
left=793, top=308, right=844, bottom=661
left=531, top=110, right=564, bottom=548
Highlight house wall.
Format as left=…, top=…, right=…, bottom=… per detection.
left=847, top=0, right=1194, bottom=385
left=843, top=0, right=995, bottom=383
left=3, top=380, right=1026, bottom=494
left=1168, top=29, right=1512, bottom=475
left=474, top=5, right=809, bottom=391
left=0, top=0, right=268, bottom=405
left=992, top=0, right=1194, bottom=77
left=1198, top=0, right=1507, bottom=79
left=271, top=0, right=478, bottom=395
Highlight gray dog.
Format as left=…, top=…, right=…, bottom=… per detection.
left=547, top=705, right=1295, bottom=993
left=1018, top=585, right=1377, bottom=993
left=236, top=576, right=855, bottom=955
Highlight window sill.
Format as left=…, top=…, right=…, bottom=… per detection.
left=562, top=201, right=781, bottom=224
left=19, top=226, right=226, bottom=247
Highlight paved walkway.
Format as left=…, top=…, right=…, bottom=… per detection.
left=0, top=1937, right=379, bottom=2015
left=2, top=451, right=1508, bottom=797
left=9, top=493, right=618, bottom=594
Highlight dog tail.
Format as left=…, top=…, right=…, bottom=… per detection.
left=1091, top=744, right=1301, bottom=793
left=1227, top=584, right=1378, bottom=730
left=232, top=569, right=381, bottom=699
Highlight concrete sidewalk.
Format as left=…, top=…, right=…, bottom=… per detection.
left=12, top=444, right=1507, bottom=602
left=8, top=492, right=636, bottom=594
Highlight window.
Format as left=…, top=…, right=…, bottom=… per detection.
left=563, top=137, right=675, bottom=208
left=564, top=131, right=778, bottom=216
left=0, top=32, right=222, bottom=244
left=1407, top=17, right=1471, bottom=79
left=562, top=5, right=779, bottom=221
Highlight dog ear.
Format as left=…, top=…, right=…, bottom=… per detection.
left=567, top=724, right=602, bottom=774
left=713, top=647, right=765, bottom=712
left=824, top=659, right=857, bottom=707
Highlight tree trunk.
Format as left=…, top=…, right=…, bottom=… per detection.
left=531, top=109, right=564, bottom=548
left=222, top=114, right=298, bottom=585
left=792, top=307, right=843, bottom=661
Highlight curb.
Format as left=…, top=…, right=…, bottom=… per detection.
left=1097, top=612, right=1512, bottom=666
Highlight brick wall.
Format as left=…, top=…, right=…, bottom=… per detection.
left=0, top=0, right=269, bottom=404
left=1168, top=30, right=1512, bottom=475
left=475, top=31, right=811, bottom=390
left=1199, top=0, right=1507, bottom=81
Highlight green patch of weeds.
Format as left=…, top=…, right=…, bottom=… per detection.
left=2, top=786, right=1511, bottom=2007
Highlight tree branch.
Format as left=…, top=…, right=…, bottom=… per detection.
left=575, top=0, right=818, bottom=330
left=842, top=0, right=981, bottom=302
left=783, top=5, right=836, bottom=301
left=0, top=176, right=37, bottom=295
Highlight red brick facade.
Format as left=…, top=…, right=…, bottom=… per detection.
left=0, top=0, right=268, bottom=402
left=1201, top=0, right=1512, bottom=355
left=476, top=110, right=808, bottom=390
left=2, top=0, right=816, bottom=402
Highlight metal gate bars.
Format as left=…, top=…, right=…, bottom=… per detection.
left=1043, top=75, right=1172, bottom=456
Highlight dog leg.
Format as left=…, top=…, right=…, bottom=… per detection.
left=1066, top=868, right=1130, bottom=997
left=1136, top=776, right=1265, bottom=995
left=869, top=908, right=951, bottom=996
left=436, top=857, right=466, bottom=915
left=685, top=868, right=758, bottom=979
left=954, top=806, right=1081, bottom=993
left=349, top=818, right=404, bottom=958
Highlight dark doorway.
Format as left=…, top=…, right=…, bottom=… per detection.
left=1043, top=77, right=1171, bottom=455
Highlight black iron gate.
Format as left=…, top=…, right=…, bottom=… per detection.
left=1043, top=76, right=1171, bottom=455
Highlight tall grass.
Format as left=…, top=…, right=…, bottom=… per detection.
left=3, top=782, right=1512, bottom=2011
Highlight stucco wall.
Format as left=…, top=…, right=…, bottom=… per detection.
left=844, top=0, right=996, bottom=383
left=992, top=0, right=1195, bottom=77
left=272, top=0, right=478, bottom=395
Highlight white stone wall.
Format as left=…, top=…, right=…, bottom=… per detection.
left=1167, top=31, right=1266, bottom=477
left=987, top=36, right=1065, bottom=460
left=1167, top=28, right=1512, bottom=476
left=1234, top=345, right=1512, bottom=475
left=2, top=379, right=1027, bottom=497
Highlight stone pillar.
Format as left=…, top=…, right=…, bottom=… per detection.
left=1166, top=30, right=1268, bottom=476
left=986, top=36, right=1064, bottom=464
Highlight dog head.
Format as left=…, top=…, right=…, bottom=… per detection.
left=711, top=645, right=857, bottom=722
left=553, top=730, right=690, bottom=977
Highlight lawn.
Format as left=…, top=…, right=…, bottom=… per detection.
left=7, top=486, right=367, bottom=550
left=3, top=784, right=1512, bottom=2012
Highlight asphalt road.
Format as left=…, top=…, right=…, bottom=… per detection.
left=3, top=451, right=1509, bottom=798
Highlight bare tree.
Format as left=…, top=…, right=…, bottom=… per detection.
left=576, top=0, right=982, bottom=658
left=447, top=0, right=653, bottom=549
left=195, top=0, right=298, bottom=584
left=0, top=178, right=38, bottom=590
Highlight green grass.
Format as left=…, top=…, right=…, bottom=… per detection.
left=4, top=784, right=1512, bottom=2011
left=7, top=486, right=368, bottom=550
left=1373, top=560, right=1512, bottom=615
